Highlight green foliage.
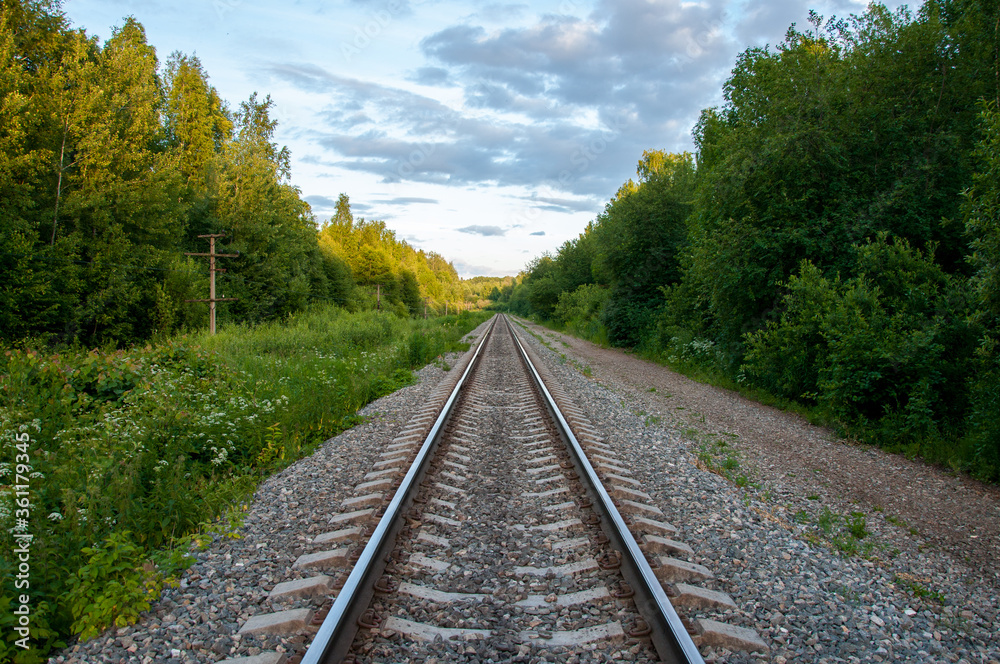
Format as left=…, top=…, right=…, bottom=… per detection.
left=0, top=305, right=487, bottom=659
left=1, top=5, right=490, bottom=348
left=508, top=150, right=693, bottom=346
left=509, top=2, right=1000, bottom=483
left=66, top=532, right=171, bottom=641
left=894, top=573, right=945, bottom=604
left=743, top=235, right=979, bottom=456
left=846, top=512, right=869, bottom=540
left=553, top=284, right=610, bottom=341
left=963, top=102, right=1000, bottom=480
left=684, top=6, right=978, bottom=355
left=318, top=195, right=479, bottom=316
left=594, top=152, right=695, bottom=346
left=740, top=263, right=839, bottom=400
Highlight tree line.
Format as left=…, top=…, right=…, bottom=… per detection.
left=0, top=0, right=475, bottom=348
left=502, top=2, right=1000, bottom=481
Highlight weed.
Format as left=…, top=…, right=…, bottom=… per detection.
left=833, top=534, right=860, bottom=555
left=66, top=532, right=183, bottom=640
left=894, top=573, right=945, bottom=604
left=695, top=435, right=755, bottom=489
left=817, top=507, right=838, bottom=533
left=0, top=305, right=488, bottom=654
left=833, top=584, right=862, bottom=604
left=847, top=512, right=869, bottom=539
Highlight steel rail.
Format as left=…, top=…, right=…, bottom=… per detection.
left=504, top=314, right=705, bottom=664
left=301, top=315, right=499, bottom=664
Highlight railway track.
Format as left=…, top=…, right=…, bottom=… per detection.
left=222, top=315, right=765, bottom=664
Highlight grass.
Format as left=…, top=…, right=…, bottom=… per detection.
left=789, top=503, right=885, bottom=559
left=694, top=434, right=758, bottom=489
left=894, top=573, right=946, bottom=604
left=0, top=305, right=488, bottom=661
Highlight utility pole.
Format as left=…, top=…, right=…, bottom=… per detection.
left=445, top=301, right=448, bottom=316
left=376, top=284, right=381, bottom=313
left=185, top=234, right=238, bottom=335
left=423, top=298, right=429, bottom=319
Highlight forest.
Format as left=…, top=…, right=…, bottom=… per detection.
left=0, top=2, right=502, bottom=660
left=502, top=1, right=1000, bottom=482
left=0, top=0, right=484, bottom=349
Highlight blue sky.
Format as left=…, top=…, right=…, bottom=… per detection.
left=62, top=0, right=906, bottom=277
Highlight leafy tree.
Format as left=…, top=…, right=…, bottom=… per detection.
left=399, top=269, right=423, bottom=315
left=162, top=52, right=232, bottom=189
left=593, top=151, right=694, bottom=345
left=963, top=101, right=1000, bottom=478
left=684, top=7, right=978, bottom=359
left=318, top=195, right=469, bottom=315
left=334, top=192, right=353, bottom=225
left=213, top=93, right=324, bottom=323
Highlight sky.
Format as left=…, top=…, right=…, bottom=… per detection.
left=61, top=0, right=908, bottom=277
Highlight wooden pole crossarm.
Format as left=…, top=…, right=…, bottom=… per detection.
left=185, top=234, right=237, bottom=335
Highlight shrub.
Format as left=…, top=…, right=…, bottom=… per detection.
left=743, top=235, right=979, bottom=450
left=66, top=533, right=170, bottom=641
left=0, top=305, right=489, bottom=659
left=553, top=284, right=609, bottom=341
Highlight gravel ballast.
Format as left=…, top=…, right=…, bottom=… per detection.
left=513, top=318, right=1000, bottom=664
left=49, top=316, right=1000, bottom=663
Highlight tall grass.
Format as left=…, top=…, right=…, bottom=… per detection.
left=0, top=305, right=488, bottom=662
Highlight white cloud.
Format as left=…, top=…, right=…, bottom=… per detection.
left=62, top=0, right=910, bottom=278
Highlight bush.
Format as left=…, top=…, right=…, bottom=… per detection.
left=553, top=284, right=609, bottom=341
left=743, top=236, right=979, bottom=451
left=741, top=262, right=839, bottom=400
left=0, top=305, right=488, bottom=660
left=600, top=293, right=659, bottom=347
left=66, top=533, right=172, bottom=641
